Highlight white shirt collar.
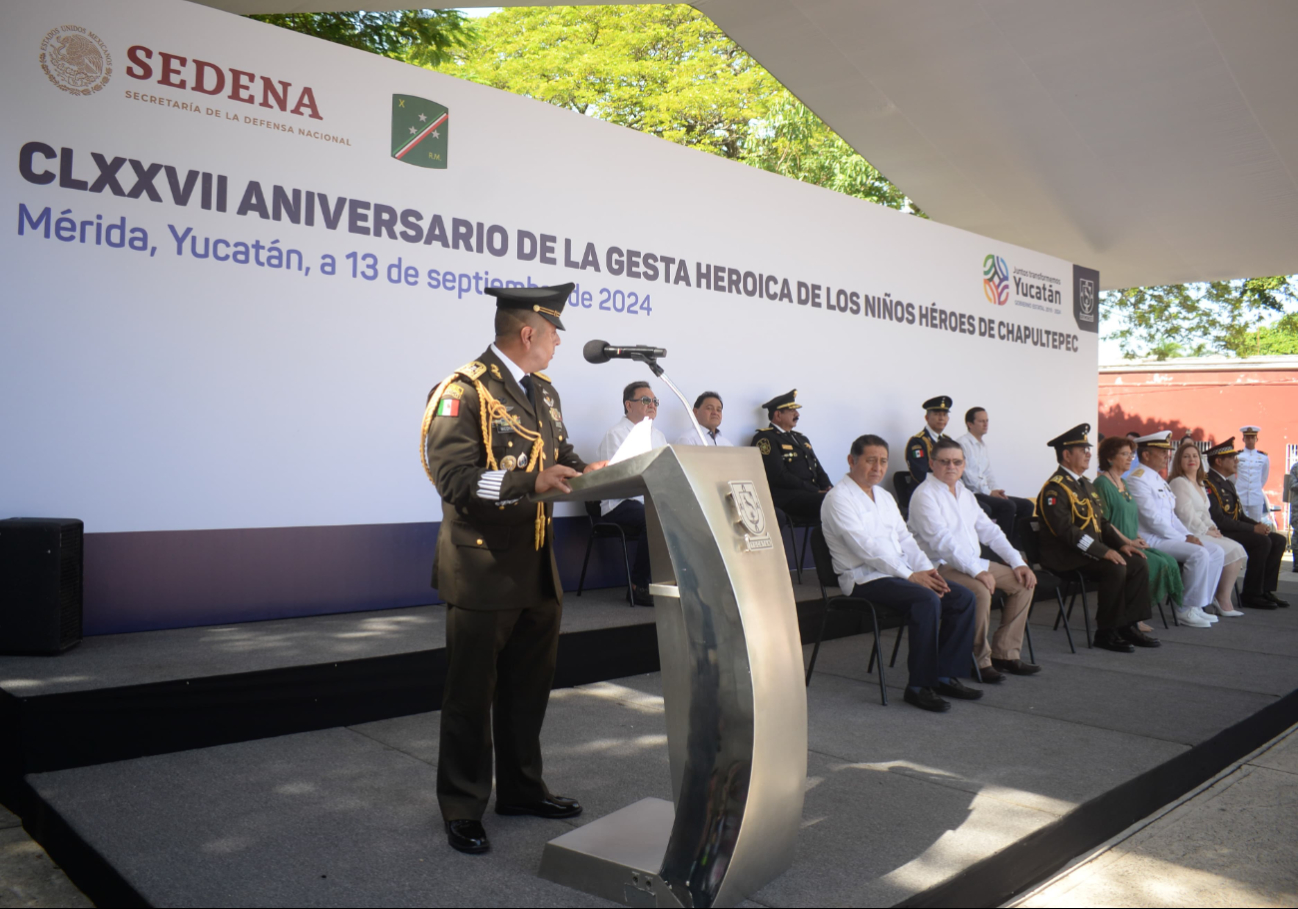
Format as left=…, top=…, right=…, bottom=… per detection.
left=489, top=343, right=528, bottom=387
left=1061, top=466, right=1083, bottom=481
left=926, top=427, right=941, bottom=441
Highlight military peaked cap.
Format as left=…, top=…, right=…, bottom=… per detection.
left=1205, top=438, right=1237, bottom=459
left=486, top=283, right=574, bottom=330
left=923, top=395, right=953, bottom=412
left=762, top=389, right=801, bottom=415
left=1134, top=430, right=1173, bottom=450
left=1046, top=423, right=1091, bottom=452
left=1240, top=425, right=1261, bottom=435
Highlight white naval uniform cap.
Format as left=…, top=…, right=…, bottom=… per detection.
left=1134, top=430, right=1174, bottom=449
left=1240, top=425, right=1261, bottom=434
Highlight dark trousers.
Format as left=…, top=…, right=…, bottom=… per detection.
left=437, top=599, right=561, bottom=821
left=1060, top=554, right=1151, bottom=629
left=1224, top=529, right=1286, bottom=594
left=848, top=577, right=977, bottom=689
left=604, top=499, right=651, bottom=588
left=975, top=493, right=1034, bottom=545
left=772, top=489, right=825, bottom=526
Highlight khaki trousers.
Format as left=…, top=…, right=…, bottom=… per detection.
left=938, top=562, right=1032, bottom=668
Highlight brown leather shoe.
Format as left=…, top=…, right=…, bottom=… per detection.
left=973, top=665, right=1005, bottom=684
left=992, top=658, right=1042, bottom=675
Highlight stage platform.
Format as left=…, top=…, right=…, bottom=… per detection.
left=4, top=574, right=1297, bottom=907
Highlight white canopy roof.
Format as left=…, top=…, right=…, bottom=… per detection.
left=201, top=0, right=1298, bottom=290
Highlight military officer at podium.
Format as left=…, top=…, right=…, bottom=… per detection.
left=1236, top=426, right=1273, bottom=526
left=1204, top=438, right=1290, bottom=609
left=1035, top=424, right=1158, bottom=652
left=752, top=390, right=832, bottom=524
left=421, top=283, right=607, bottom=855
left=907, top=396, right=955, bottom=481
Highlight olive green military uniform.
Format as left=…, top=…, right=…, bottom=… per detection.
left=1036, top=469, right=1151, bottom=630
left=422, top=344, right=586, bottom=822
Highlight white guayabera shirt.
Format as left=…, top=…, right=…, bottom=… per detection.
left=820, top=475, right=932, bottom=594
left=907, top=474, right=1025, bottom=577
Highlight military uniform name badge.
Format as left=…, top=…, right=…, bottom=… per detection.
left=728, top=480, right=774, bottom=552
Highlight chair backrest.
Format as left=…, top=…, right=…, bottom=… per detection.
left=1016, top=513, right=1043, bottom=566
left=893, top=471, right=919, bottom=510
left=808, top=527, right=841, bottom=597
left=585, top=500, right=603, bottom=522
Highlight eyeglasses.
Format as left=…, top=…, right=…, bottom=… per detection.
left=634, top=396, right=660, bottom=407
left=934, top=458, right=965, bottom=467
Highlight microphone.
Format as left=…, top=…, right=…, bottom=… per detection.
left=583, top=340, right=667, bottom=364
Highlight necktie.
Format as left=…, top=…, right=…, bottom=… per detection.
left=520, top=374, right=535, bottom=408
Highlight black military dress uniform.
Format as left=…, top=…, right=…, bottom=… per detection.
left=1035, top=424, right=1154, bottom=651
left=752, top=389, right=831, bottom=525
left=421, top=284, right=586, bottom=851
left=1204, top=438, right=1289, bottom=609
left=906, top=395, right=954, bottom=482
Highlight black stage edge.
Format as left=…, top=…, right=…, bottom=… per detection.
left=897, top=686, right=1298, bottom=909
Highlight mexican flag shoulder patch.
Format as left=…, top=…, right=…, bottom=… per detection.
left=436, top=397, right=460, bottom=418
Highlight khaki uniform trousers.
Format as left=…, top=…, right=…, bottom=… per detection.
left=938, top=562, right=1032, bottom=668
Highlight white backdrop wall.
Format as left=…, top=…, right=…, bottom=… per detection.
left=2, top=0, right=1097, bottom=616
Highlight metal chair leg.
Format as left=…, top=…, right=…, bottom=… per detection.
left=1024, top=619, right=1036, bottom=665
left=806, top=603, right=832, bottom=686
left=619, top=532, right=635, bottom=607
left=889, top=623, right=905, bottom=668
left=1156, top=596, right=1169, bottom=630
left=871, top=608, right=888, bottom=706
left=1077, top=576, right=1092, bottom=648
left=1055, top=587, right=1076, bottom=654
left=971, top=658, right=983, bottom=683
left=798, top=529, right=811, bottom=582
left=577, top=532, right=596, bottom=596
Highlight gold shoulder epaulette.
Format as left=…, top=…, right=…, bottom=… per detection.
left=1131, top=467, right=1145, bottom=478
left=456, top=360, right=487, bottom=380
left=532, top=370, right=551, bottom=383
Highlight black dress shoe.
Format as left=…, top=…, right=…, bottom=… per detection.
left=1119, top=624, right=1161, bottom=648
left=903, top=687, right=951, bottom=712
left=1093, top=629, right=1135, bottom=653
left=446, top=819, right=490, bottom=854
left=495, top=796, right=583, bottom=819
left=992, top=658, right=1042, bottom=675
left=973, top=665, right=1005, bottom=684
left=1243, top=594, right=1278, bottom=610
left=936, top=678, right=984, bottom=700
left=1265, top=591, right=1290, bottom=608
left=630, top=586, right=654, bottom=607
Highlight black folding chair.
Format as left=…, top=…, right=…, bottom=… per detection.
left=1017, top=515, right=1085, bottom=652
left=576, top=501, right=636, bottom=607
left=893, top=471, right=919, bottom=518
left=806, top=527, right=899, bottom=705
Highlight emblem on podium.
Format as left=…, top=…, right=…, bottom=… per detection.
left=728, top=480, right=773, bottom=551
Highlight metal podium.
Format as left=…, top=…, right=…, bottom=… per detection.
left=536, top=444, right=807, bottom=908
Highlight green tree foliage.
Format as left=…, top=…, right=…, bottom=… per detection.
left=249, top=9, right=475, bottom=68
left=1101, top=275, right=1298, bottom=360
left=435, top=5, right=915, bottom=211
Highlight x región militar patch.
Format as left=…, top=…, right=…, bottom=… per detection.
left=392, top=94, right=448, bottom=169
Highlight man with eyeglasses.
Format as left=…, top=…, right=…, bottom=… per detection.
left=752, top=389, right=831, bottom=525
left=908, top=438, right=1040, bottom=683
left=674, top=391, right=733, bottom=446
left=595, top=382, right=668, bottom=605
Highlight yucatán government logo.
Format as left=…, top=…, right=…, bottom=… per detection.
left=983, top=254, right=1009, bottom=306
left=392, top=95, right=448, bottom=169
left=40, top=25, right=112, bottom=96
left=728, top=480, right=773, bottom=551
left=1077, top=277, right=1096, bottom=322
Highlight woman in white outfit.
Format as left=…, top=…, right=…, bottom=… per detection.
left=1169, top=442, right=1247, bottom=616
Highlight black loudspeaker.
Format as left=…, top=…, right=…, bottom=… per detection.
left=0, top=518, right=84, bottom=654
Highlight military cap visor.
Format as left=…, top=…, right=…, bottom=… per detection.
left=763, top=390, right=801, bottom=413
left=1134, top=430, right=1174, bottom=450
left=1046, top=423, right=1091, bottom=449
left=1205, top=438, right=1237, bottom=458
left=923, top=395, right=953, bottom=412
left=486, top=283, right=574, bottom=330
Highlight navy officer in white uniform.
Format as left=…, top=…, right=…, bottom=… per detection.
left=674, top=391, right=733, bottom=446
left=1236, top=425, right=1272, bottom=526
left=1127, top=431, right=1224, bottom=628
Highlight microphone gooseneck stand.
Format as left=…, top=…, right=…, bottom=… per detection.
left=631, top=352, right=710, bottom=447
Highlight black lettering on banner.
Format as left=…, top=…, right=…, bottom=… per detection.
left=606, top=246, right=624, bottom=276
left=539, top=233, right=556, bottom=265
left=451, top=217, right=473, bottom=252
left=19, top=142, right=57, bottom=185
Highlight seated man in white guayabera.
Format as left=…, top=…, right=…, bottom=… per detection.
left=820, top=434, right=980, bottom=714
left=908, top=437, right=1039, bottom=684
left=596, top=381, right=668, bottom=606
left=674, top=391, right=733, bottom=446
left=1127, top=431, right=1224, bottom=628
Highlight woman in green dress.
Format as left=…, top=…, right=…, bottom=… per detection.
left=1094, top=436, right=1184, bottom=626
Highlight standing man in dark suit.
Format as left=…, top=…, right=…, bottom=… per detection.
left=420, top=283, right=606, bottom=855
left=1035, top=423, right=1158, bottom=652
left=906, top=396, right=955, bottom=482
left=751, top=389, right=831, bottom=524
left=1204, top=438, right=1290, bottom=609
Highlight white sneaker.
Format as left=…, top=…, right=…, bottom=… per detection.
left=1175, top=607, right=1212, bottom=628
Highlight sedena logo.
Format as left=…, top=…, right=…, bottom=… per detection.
left=392, top=94, right=448, bottom=169
left=983, top=254, right=1009, bottom=306
left=40, top=25, right=112, bottom=96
